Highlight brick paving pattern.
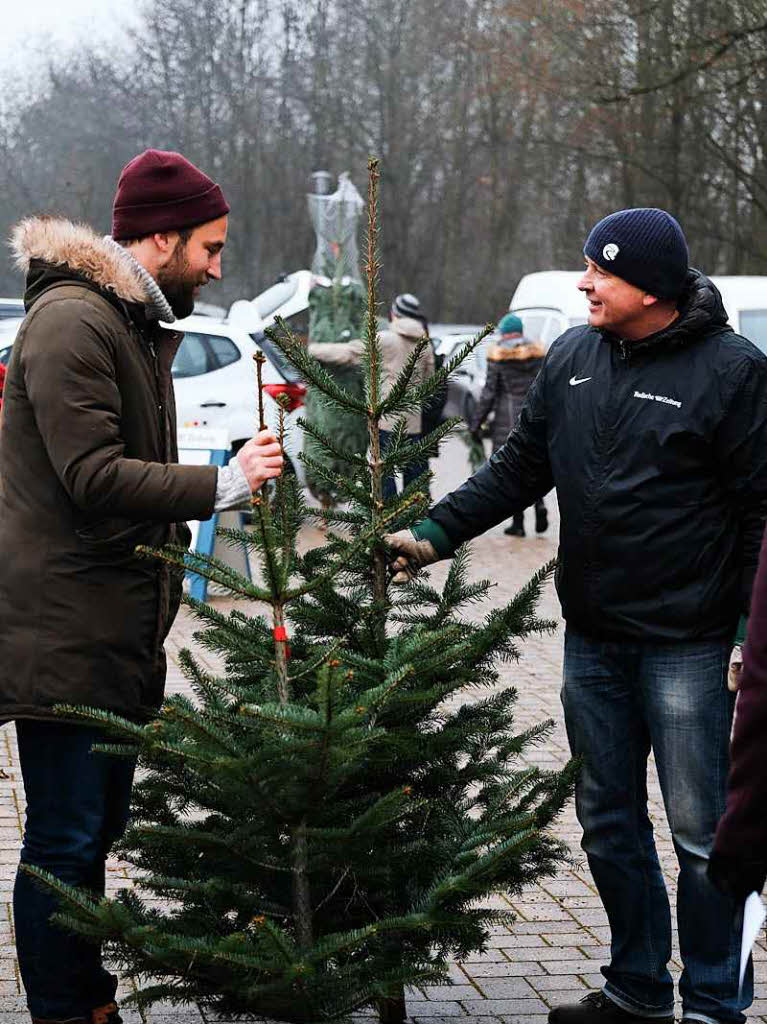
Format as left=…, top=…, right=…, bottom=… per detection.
left=1, top=437, right=764, bottom=1024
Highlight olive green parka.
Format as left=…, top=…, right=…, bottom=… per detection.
left=0, top=217, right=218, bottom=722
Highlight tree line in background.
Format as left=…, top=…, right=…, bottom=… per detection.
left=0, top=0, right=765, bottom=321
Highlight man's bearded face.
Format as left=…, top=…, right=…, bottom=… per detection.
left=156, top=238, right=206, bottom=319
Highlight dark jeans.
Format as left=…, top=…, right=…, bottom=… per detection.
left=562, top=630, right=747, bottom=1024
left=14, top=720, right=136, bottom=1020
left=379, top=429, right=429, bottom=502
left=509, top=498, right=547, bottom=530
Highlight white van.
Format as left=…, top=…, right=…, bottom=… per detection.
left=509, top=271, right=767, bottom=352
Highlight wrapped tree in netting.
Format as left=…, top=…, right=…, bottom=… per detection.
left=304, top=172, right=368, bottom=506
left=26, top=160, right=577, bottom=1024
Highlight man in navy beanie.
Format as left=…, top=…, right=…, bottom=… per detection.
left=386, top=208, right=767, bottom=1024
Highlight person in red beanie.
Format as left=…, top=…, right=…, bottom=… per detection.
left=709, top=525, right=767, bottom=899
left=0, top=150, right=283, bottom=1024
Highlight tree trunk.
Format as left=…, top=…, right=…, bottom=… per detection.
left=378, top=989, right=407, bottom=1024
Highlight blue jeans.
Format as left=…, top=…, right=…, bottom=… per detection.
left=379, top=429, right=430, bottom=502
left=14, top=721, right=136, bottom=1020
left=562, top=630, right=748, bottom=1024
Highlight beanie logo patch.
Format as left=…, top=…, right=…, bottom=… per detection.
left=602, top=243, right=620, bottom=261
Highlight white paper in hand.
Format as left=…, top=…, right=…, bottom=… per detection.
left=739, top=891, right=766, bottom=996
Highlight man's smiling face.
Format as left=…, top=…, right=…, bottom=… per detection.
left=577, top=256, right=651, bottom=335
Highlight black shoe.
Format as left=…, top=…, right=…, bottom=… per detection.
left=535, top=504, right=549, bottom=534
left=548, top=991, right=673, bottom=1024
left=504, top=520, right=525, bottom=537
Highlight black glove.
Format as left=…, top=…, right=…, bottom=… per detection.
left=707, top=848, right=767, bottom=902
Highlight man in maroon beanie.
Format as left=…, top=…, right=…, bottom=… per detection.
left=0, top=149, right=283, bottom=1024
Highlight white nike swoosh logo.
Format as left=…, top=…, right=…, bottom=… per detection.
left=569, top=376, right=592, bottom=386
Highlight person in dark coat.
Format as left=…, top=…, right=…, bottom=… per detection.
left=386, top=208, right=767, bottom=1024
left=709, top=524, right=767, bottom=900
left=470, top=313, right=548, bottom=536
left=0, top=150, right=284, bottom=1024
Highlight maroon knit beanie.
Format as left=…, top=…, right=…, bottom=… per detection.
left=112, top=149, right=230, bottom=240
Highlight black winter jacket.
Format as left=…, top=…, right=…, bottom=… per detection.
left=429, top=271, right=767, bottom=641
left=470, top=340, right=546, bottom=450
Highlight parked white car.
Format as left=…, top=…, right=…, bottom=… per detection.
left=430, top=327, right=487, bottom=425
left=508, top=270, right=767, bottom=353
left=165, top=315, right=307, bottom=482
left=0, top=306, right=307, bottom=483
left=0, top=298, right=25, bottom=321
left=0, top=315, right=24, bottom=365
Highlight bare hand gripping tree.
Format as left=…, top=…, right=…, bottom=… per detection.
left=23, top=160, right=576, bottom=1024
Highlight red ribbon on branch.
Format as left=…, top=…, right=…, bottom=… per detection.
left=273, top=625, right=291, bottom=659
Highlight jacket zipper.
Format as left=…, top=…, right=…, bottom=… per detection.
left=580, top=341, right=628, bottom=625
left=146, top=338, right=165, bottom=425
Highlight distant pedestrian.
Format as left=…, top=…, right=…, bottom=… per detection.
left=309, top=291, right=435, bottom=500
left=387, top=208, right=767, bottom=1024
left=470, top=312, right=548, bottom=536
left=392, top=293, right=446, bottom=475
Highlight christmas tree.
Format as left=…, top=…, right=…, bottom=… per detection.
left=26, top=160, right=576, bottom=1024
left=304, top=173, right=368, bottom=506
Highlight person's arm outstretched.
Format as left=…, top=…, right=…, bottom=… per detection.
left=387, top=362, right=552, bottom=579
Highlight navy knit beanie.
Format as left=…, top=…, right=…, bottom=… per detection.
left=584, top=208, right=689, bottom=299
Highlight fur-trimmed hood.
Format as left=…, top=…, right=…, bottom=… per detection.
left=487, top=340, right=546, bottom=362
left=11, top=216, right=174, bottom=321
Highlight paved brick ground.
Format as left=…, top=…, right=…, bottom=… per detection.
left=1, top=436, right=764, bottom=1024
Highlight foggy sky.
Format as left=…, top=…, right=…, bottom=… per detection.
left=0, top=0, right=131, bottom=61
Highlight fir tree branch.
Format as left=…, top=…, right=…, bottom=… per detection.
left=266, top=320, right=368, bottom=415
left=297, top=417, right=368, bottom=469
left=298, top=451, right=372, bottom=507
left=135, top=545, right=273, bottom=603
left=309, top=508, right=368, bottom=527
left=380, top=419, right=455, bottom=478
left=363, top=157, right=389, bottom=627
left=374, top=337, right=431, bottom=418
left=382, top=325, right=494, bottom=422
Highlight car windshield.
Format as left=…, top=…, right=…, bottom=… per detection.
left=251, top=331, right=301, bottom=383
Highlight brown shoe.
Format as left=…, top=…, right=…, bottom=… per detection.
left=91, top=1005, right=121, bottom=1024
left=32, top=1018, right=87, bottom=1024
